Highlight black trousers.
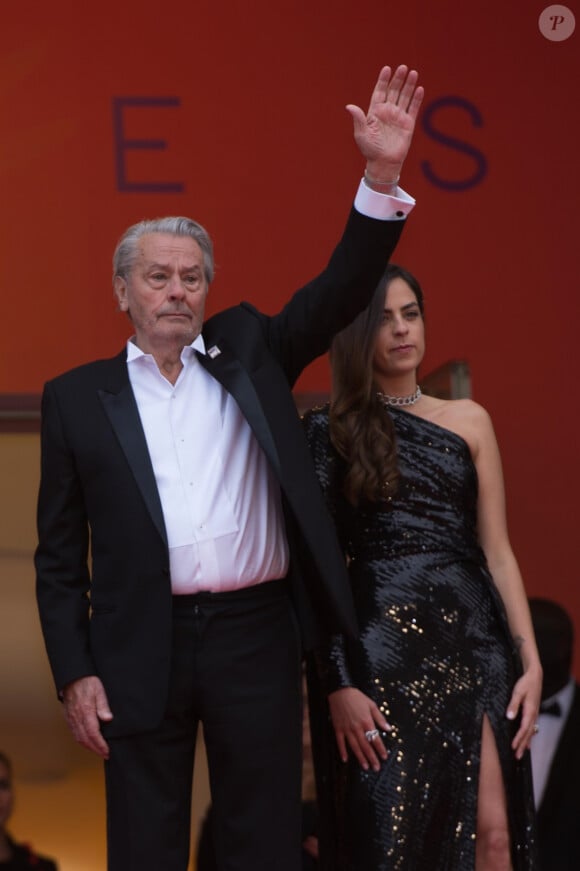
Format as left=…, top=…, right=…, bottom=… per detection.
left=104, top=579, right=303, bottom=871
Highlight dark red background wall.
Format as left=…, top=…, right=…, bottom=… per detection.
left=2, top=2, right=579, bottom=660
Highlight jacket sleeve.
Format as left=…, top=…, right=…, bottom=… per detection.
left=302, top=407, right=356, bottom=692
left=314, top=633, right=354, bottom=695
left=246, top=208, right=406, bottom=386
left=35, top=381, right=95, bottom=694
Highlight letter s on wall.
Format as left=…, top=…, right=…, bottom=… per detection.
left=421, top=96, right=488, bottom=192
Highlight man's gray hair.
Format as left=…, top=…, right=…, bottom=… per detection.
left=112, top=216, right=215, bottom=284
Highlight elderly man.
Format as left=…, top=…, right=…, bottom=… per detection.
left=35, top=65, right=423, bottom=871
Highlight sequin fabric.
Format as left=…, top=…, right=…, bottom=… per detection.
left=303, top=405, right=538, bottom=871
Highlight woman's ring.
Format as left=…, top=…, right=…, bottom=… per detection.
left=365, top=729, right=380, bottom=742
left=533, top=723, right=540, bottom=734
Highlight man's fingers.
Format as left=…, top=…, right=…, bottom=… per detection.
left=368, top=65, right=394, bottom=109
left=64, top=704, right=110, bottom=757
left=62, top=676, right=112, bottom=758
left=390, top=68, right=419, bottom=109
left=95, top=687, right=114, bottom=722
left=384, top=65, right=410, bottom=105
left=406, top=84, right=425, bottom=120
left=345, top=103, right=367, bottom=132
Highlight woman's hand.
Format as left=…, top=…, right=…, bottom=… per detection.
left=506, top=664, right=543, bottom=759
left=328, top=686, right=391, bottom=771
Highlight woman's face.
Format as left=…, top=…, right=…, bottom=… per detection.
left=372, top=277, right=425, bottom=383
left=0, top=760, right=13, bottom=830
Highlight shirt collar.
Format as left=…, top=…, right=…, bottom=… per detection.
left=126, top=333, right=206, bottom=363
left=541, top=676, right=575, bottom=720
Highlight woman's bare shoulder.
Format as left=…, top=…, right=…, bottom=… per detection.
left=417, top=397, right=493, bottom=455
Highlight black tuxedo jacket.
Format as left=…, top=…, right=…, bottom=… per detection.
left=35, top=207, right=404, bottom=737
left=536, top=684, right=580, bottom=870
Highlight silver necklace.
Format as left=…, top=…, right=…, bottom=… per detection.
left=377, top=386, right=422, bottom=407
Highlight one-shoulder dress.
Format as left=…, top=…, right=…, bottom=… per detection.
left=302, top=405, right=538, bottom=871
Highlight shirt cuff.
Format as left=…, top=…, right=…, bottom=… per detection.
left=354, top=178, right=415, bottom=220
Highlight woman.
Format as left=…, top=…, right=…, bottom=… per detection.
left=303, top=265, right=541, bottom=870
left=0, top=752, right=59, bottom=870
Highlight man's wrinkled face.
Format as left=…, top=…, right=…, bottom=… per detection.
left=114, top=233, right=209, bottom=354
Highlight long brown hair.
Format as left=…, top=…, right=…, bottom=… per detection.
left=329, top=264, right=424, bottom=505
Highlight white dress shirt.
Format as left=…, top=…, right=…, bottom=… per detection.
left=127, top=335, right=289, bottom=593
left=530, top=677, right=575, bottom=807
left=126, top=180, right=415, bottom=593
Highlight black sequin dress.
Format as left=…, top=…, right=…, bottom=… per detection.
left=303, top=405, right=538, bottom=871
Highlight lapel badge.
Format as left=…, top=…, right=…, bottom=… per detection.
left=207, top=344, right=221, bottom=359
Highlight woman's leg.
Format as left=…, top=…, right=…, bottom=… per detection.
left=476, top=715, right=512, bottom=871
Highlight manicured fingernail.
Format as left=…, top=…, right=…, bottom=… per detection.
left=506, top=710, right=515, bottom=720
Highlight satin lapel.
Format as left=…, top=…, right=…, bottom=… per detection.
left=98, top=377, right=167, bottom=546
left=195, top=346, right=282, bottom=477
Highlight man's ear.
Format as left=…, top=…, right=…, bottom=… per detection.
left=114, top=276, right=129, bottom=312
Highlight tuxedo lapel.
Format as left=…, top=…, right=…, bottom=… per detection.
left=98, top=362, right=167, bottom=546
left=195, top=345, right=281, bottom=477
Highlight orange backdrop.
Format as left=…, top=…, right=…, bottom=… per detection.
left=2, top=1, right=579, bottom=647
